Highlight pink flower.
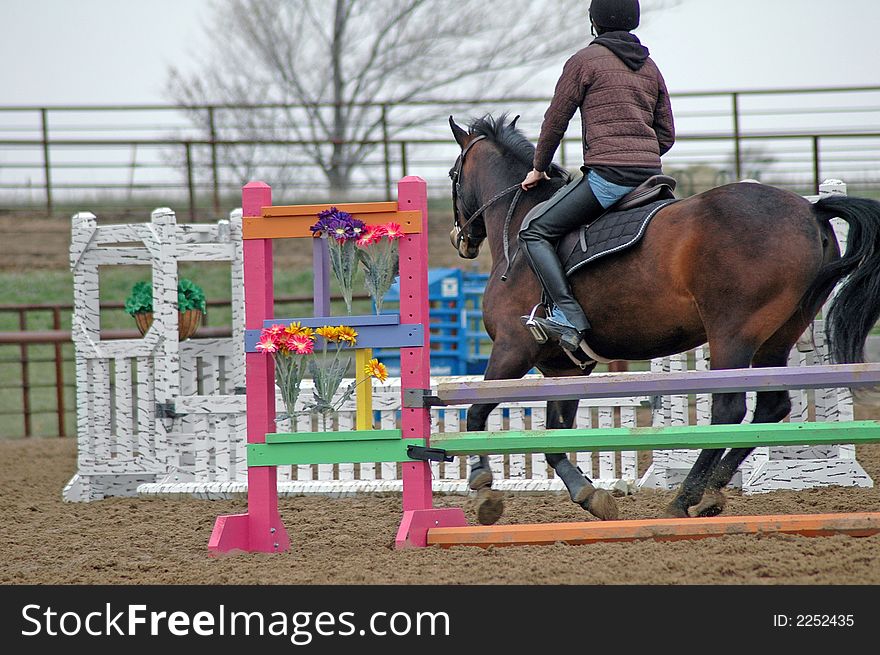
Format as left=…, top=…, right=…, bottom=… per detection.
left=255, top=333, right=278, bottom=353
left=287, top=334, right=315, bottom=355
left=383, top=222, right=404, bottom=240
left=266, top=324, right=285, bottom=337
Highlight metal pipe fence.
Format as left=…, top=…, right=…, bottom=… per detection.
left=0, top=293, right=368, bottom=438
left=1, top=87, right=879, bottom=219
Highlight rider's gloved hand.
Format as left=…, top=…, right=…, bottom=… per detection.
left=521, top=169, right=550, bottom=191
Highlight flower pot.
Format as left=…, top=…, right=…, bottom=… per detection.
left=133, top=309, right=203, bottom=341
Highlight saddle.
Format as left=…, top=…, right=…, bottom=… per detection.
left=613, top=174, right=677, bottom=211
left=557, top=175, right=678, bottom=276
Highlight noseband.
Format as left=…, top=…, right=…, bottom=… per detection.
left=451, top=135, right=522, bottom=254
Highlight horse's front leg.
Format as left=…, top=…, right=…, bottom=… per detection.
left=545, top=400, right=619, bottom=520
left=464, top=401, right=507, bottom=526
left=466, top=401, right=500, bottom=491
left=464, top=338, right=538, bottom=525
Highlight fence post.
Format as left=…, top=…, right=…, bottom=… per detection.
left=812, top=136, right=822, bottom=194
left=381, top=104, right=392, bottom=200
left=731, top=92, right=742, bottom=181
left=400, top=141, right=408, bottom=178
left=53, top=307, right=66, bottom=437
left=184, top=141, right=196, bottom=222
left=19, top=310, right=31, bottom=436
left=40, top=108, right=53, bottom=216
left=208, top=106, right=221, bottom=216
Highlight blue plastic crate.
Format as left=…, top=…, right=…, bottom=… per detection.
left=372, top=268, right=492, bottom=376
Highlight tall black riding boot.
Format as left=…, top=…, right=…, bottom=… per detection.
left=519, top=238, right=590, bottom=350
left=518, top=173, right=604, bottom=350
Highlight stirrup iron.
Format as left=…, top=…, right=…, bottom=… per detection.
left=522, top=304, right=549, bottom=344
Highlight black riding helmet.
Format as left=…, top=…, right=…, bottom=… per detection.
left=589, top=0, right=640, bottom=31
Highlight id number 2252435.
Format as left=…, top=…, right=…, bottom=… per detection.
left=773, top=614, right=854, bottom=628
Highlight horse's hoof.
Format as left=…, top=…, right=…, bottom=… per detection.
left=662, top=502, right=689, bottom=519
left=570, top=479, right=595, bottom=505
left=475, top=487, right=504, bottom=525
left=691, top=489, right=727, bottom=518
left=581, top=488, right=618, bottom=521
left=468, top=466, right=493, bottom=491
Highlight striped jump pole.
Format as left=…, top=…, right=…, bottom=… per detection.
left=397, top=364, right=880, bottom=548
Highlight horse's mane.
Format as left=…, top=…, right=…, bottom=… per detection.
left=467, top=113, right=570, bottom=182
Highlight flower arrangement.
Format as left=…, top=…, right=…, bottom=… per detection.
left=310, top=209, right=404, bottom=315
left=356, top=222, right=403, bottom=314
left=310, top=208, right=366, bottom=314
left=256, top=322, right=388, bottom=420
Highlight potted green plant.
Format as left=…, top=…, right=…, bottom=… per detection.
left=125, top=278, right=207, bottom=340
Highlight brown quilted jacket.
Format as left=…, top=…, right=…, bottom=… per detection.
left=533, top=42, right=675, bottom=173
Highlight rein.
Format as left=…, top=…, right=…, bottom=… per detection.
left=452, top=135, right=525, bottom=280
left=500, top=187, right=523, bottom=281
left=457, top=183, right=522, bottom=238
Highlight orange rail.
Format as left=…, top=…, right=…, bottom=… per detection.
left=244, top=205, right=422, bottom=239
left=427, top=512, right=880, bottom=548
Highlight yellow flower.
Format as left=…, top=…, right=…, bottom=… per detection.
left=284, top=322, right=314, bottom=339
left=316, top=325, right=341, bottom=342
left=336, top=325, right=358, bottom=345
left=364, top=358, right=388, bottom=383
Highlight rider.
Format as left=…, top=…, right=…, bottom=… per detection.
left=519, top=0, right=675, bottom=352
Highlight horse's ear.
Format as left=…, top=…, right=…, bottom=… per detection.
left=449, top=116, right=469, bottom=149
left=510, top=114, right=521, bottom=130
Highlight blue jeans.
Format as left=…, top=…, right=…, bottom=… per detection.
left=587, top=169, right=635, bottom=209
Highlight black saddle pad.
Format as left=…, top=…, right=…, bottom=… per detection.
left=558, top=199, right=678, bottom=276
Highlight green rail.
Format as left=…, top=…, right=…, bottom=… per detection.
left=248, top=421, right=880, bottom=467
left=429, top=421, right=880, bottom=455
left=248, top=429, right=425, bottom=466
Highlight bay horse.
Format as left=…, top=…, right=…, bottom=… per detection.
left=448, top=114, right=880, bottom=524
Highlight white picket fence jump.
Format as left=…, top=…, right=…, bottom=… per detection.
left=64, top=179, right=873, bottom=502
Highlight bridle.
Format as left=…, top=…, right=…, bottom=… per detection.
left=450, top=135, right=522, bottom=258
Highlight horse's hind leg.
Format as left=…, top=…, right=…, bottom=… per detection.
left=690, top=325, right=801, bottom=517
left=664, top=341, right=754, bottom=518
left=545, top=400, right=618, bottom=520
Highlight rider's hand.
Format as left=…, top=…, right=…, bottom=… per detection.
left=521, top=169, right=550, bottom=191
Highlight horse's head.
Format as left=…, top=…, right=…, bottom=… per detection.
left=448, top=116, right=493, bottom=259
left=448, top=114, right=567, bottom=260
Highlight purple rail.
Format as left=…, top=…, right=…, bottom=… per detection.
left=423, top=363, right=880, bottom=407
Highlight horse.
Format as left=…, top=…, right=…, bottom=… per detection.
left=448, top=113, right=880, bottom=524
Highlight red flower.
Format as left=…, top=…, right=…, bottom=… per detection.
left=357, top=227, right=382, bottom=247
left=383, top=222, right=404, bottom=240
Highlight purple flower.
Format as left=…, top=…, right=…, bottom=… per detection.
left=310, top=207, right=366, bottom=242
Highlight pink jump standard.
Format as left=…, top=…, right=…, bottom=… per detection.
left=207, top=177, right=466, bottom=555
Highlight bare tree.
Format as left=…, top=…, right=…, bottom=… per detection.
left=169, top=0, right=677, bottom=196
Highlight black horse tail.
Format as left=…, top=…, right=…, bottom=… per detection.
left=806, top=195, right=880, bottom=363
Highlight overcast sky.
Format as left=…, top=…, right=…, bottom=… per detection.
left=1, top=0, right=878, bottom=106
